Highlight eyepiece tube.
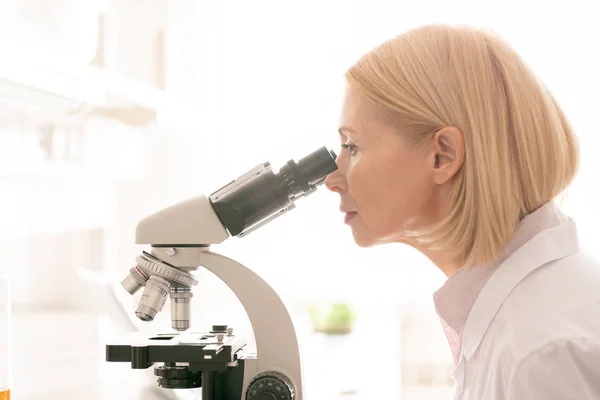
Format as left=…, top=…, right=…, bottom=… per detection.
left=296, top=147, right=338, bottom=186
left=210, top=145, right=338, bottom=236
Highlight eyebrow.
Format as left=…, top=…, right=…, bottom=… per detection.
left=338, top=126, right=357, bottom=137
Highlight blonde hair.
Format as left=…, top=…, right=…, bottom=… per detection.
left=345, top=24, right=579, bottom=267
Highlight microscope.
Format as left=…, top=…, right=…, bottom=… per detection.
left=106, top=146, right=338, bottom=400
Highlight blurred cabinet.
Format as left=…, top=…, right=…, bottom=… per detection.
left=93, top=1, right=168, bottom=90
left=0, top=1, right=209, bottom=314
left=94, top=0, right=200, bottom=103
left=0, top=1, right=204, bottom=106
left=0, top=116, right=147, bottom=182
left=0, top=0, right=102, bottom=65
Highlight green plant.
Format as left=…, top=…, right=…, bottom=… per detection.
left=308, top=303, right=357, bottom=335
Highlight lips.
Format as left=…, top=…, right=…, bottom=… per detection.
left=344, top=212, right=358, bottom=223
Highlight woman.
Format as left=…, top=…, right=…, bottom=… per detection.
left=325, top=24, right=600, bottom=399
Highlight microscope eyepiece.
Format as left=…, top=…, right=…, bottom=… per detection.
left=296, top=147, right=338, bottom=185
left=278, top=147, right=338, bottom=198
left=210, top=146, right=338, bottom=236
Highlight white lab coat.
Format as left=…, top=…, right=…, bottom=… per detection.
left=453, top=218, right=600, bottom=399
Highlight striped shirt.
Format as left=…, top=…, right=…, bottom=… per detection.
left=433, top=201, right=570, bottom=364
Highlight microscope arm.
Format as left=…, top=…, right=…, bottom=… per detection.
left=197, top=250, right=303, bottom=399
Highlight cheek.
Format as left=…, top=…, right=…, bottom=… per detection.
left=348, top=154, right=433, bottom=233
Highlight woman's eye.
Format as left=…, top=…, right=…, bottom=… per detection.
left=341, top=143, right=357, bottom=154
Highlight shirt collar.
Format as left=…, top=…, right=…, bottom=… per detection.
left=433, top=201, right=569, bottom=334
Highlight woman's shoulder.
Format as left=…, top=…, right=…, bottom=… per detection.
left=510, top=250, right=600, bottom=304
left=496, top=250, right=600, bottom=348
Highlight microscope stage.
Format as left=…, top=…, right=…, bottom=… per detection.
left=106, top=330, right=248, bottom=370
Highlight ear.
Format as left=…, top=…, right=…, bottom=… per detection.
left=431, top=127, right=465, bottom=184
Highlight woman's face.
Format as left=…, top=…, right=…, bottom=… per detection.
left=325, top=85, right=444, bottom=247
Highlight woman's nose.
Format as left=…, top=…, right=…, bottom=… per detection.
left=325, top=167, right=346, bottom=193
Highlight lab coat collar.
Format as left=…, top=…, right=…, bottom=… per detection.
left=460, top=219, right=580, bottom=360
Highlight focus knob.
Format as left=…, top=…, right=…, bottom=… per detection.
left=245, top=372, right=294, bottom=400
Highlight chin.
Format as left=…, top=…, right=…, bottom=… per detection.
left=351, top=231, right=380, bottom=248
left=348, top=216, right=401, bottom=247
left=351, top=226, right=399, bottom=248
left=353, top=238, right=376, bottom=248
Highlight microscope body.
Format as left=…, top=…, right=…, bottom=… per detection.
left=108, top=231, right=301, bottom=399
left=106, top=147, right=338, bottom=399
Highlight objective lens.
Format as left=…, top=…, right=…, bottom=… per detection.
left=136, top=275, right=170, bottom=322
left=170, top=288, right=193, bottom=331
left=121, top=267, right=147, bottom=295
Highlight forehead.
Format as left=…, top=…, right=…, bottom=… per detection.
left=340, top=85, right=372, bottom=118
left=339, top=85, right=386, bottom=137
